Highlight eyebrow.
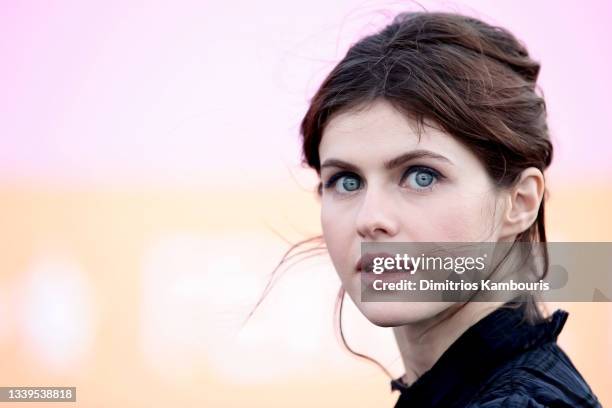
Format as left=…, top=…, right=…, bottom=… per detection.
left=320, top=149, right=454, bottom=172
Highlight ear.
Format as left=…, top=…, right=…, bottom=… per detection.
left=498, top=167, right=545, bottom=241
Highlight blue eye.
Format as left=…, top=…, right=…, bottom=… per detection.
left=323, top=166, right=441, bottom=195
left=324, top=172, right=362, bottom=194
left=336, top=175, right=361, bottom=193
left=403, top=167, right=439, bottom=190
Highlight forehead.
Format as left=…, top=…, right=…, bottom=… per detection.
left=319, top=99, right=466, bottom=162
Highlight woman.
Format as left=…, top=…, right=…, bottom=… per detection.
left=252, top=11, right=602, bottom=407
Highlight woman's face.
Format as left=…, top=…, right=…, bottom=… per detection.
left=319, top=99, right=508, bottom=327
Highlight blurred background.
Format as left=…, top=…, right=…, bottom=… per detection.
left=1, top=0, right=611, bottom=407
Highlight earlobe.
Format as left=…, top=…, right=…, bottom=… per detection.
left=500, top=168, right=545, bottom=238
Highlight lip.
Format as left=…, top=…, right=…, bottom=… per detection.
left=355, top=252, right=395, bottom=273
left=355, top=251, right=417, bottom=274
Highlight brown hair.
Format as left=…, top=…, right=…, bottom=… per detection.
left=245, top=11, right=553, bottom=380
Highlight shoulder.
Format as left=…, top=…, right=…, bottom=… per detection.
left=467, top=394, right=554, bottom=408
left=467, top=342, right=602, bottom=408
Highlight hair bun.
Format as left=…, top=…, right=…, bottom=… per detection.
left=390, top=12, right=541, bottom=85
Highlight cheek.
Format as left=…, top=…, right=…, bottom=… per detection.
left=320, top=200, right=336, bottom=239
left=405, top=193, right=497, bottom=241
left=320, top=202, right=354, bottom=276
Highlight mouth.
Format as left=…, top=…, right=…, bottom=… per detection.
left=355, top=252, right=394, bottom=273
left=355, top=252, right=412, bottom=273
left=355, top=251, right=415, bottom=274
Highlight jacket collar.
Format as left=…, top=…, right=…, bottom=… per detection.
left=390, top=302, right=569, bottom=407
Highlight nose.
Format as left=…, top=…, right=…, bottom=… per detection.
left=356, top=186, right=399, bottom=240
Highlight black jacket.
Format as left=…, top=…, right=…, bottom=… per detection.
left=390, top=303, right=602, bottom=407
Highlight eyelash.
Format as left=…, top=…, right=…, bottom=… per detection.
left=322, top=166, right=444, bottom=194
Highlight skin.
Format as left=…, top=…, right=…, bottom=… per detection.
left=318, top=98, right=545, bottom=384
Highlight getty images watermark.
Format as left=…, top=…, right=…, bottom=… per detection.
left=359, top=242, right=612, bottom=302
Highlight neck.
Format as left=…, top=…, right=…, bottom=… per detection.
left=392, top=301, right=506, bottom=385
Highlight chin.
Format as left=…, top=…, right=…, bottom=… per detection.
left=355, top=300, right=454, bottom=327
